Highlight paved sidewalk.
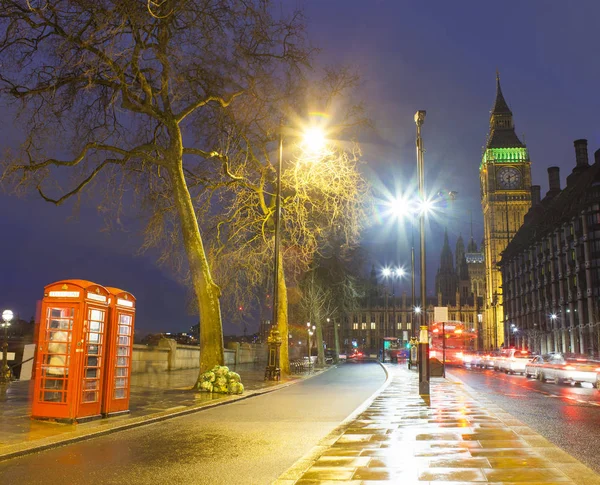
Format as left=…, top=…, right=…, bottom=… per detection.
left=0, top=362, right=321, bottom=461
left=275, top=365, right=600, bottom=485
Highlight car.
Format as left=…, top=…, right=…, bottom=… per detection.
left=536, top=353, right=600, bottom=387
left=462, top=351, right=485, bottom=368
left=482, top=351, right=502, bottom=369
left=499, top=349, right=532, bottom=375
left=525, top=354, right=554, bottom=379
left=348, top=350, right=365, bottom=360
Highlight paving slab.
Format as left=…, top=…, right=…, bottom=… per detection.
left=274, top=365, right=600, bottom=485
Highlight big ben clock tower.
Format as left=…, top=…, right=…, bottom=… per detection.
left=480, top=74, right=532, bottom=349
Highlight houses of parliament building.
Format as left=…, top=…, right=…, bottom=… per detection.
left=339, top=75, right=532, bottom=353
left=339, top=74, right=600, bottom=357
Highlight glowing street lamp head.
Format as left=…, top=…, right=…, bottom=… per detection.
left=2, top=309, right=13, bottom=323
left=382, top=267, right=392, bottom=278
left=414, top=306, right=421, bottom=314
left=395, top=267, right=406, bottom=278
left=301, top=126, right=327, bottom=156
left=417, top=197, right=435, bottom=215
left=550, top=313, right=557, bottom=320
left=388, top=195, right=413, bottom=219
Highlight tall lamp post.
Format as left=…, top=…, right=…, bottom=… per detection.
left=415, top=110, right=429, bottom=397
left=1, top=309, right=14, bottom=384
left=268, top=123, right=326, bottom=380
left=306, top=322, right=315, bottom=371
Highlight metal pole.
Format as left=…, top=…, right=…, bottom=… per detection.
left=392, top=278, right=395, bottom=340
left=267, top=126, right=283, bottom=379
left=442, top=321, right=446, bottom=378
left=415, top=110, right=429, bottom=396
left=411, top=239, right=415, bottom=338
left=308, top=329, right=311, bottom=371
left=1, top=323, right=8, bottom=383
left=273, top=131, right=283, bottom=337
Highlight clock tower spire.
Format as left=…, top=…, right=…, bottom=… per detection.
left=479, top=74, right=532, bottom=350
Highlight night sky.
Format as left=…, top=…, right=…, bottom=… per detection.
left=1, top=1, right=599, bottom=336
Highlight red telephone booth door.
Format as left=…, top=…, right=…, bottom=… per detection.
left=76, top=304, right=109, bottom=418
left=32, top=280, right=109, bottom=422
left=103, top=288, right=136, bottom=416
left=34, top=304, right=80, bottom=418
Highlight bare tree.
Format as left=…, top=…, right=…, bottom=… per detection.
left=0, top=0, right=313, bottom=374
left=194, top=69, right=371, bottom=374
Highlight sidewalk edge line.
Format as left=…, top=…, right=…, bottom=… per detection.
left=273, top=360, right=392, bottom=484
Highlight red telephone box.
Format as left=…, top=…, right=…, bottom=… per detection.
left=32, top=280, right=110, bottom=422
left=103, top=287, right=136, bottom=416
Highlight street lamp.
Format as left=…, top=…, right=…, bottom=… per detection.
left=415, top=110, right=429, bottom=397
left=306, top=322, right=315, bottom=371
left=1, top=309, right=14, bottom=384
left=550, top=313, right=558, bottom=353
left=269, top=123, right=327, bottom=380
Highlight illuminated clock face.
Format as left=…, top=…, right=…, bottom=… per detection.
left=497, top=166, right=522, bottom=189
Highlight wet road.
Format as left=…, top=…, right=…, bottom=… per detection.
left=0, top=362, right=385, bottom=485
left=450, top=365, right=600, bottom=473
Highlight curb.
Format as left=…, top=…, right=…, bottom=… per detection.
left=0, top=366, right=333, bottom=462
left=274, top=360, right=392, bottom=483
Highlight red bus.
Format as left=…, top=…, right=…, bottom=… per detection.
left=429, top=321, right=477, bottom=365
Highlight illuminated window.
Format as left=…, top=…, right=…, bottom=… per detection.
left=352, top=323, right=358, bottom=330
left=397, top=322, right=402, bottom=330
left=361, top=322, right=366, bottom=330
left=370, top=322, right=376, bottom=330
left=407, top=322, right=412, bottom=330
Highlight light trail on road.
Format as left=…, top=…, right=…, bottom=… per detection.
left=449, top=365, right=600, bottom=474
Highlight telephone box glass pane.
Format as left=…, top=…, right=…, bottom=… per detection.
left=40, top=307, right=74, bottom=403
left=81, top=308, right=106, bottom=404
left=113, top=312, right=132, bottom=400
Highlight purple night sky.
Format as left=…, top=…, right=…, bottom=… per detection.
left=1, top=1, right=599, bottom=336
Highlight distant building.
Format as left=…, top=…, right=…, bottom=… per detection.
left=500, top=140, right=600, bottom=356
left=337, top=235, right=485, bottom=354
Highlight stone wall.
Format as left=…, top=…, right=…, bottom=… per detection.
left=131, top=344, right=170, bottom=374
left=131, top=340, right=266, bottom=374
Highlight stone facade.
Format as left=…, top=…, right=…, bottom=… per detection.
left=501, top=140, right=600, bottom=356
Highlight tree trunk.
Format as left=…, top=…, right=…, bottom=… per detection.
left=276, top=250, right=290, bottom=375
left=169, top=163, right=224, bottom=377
